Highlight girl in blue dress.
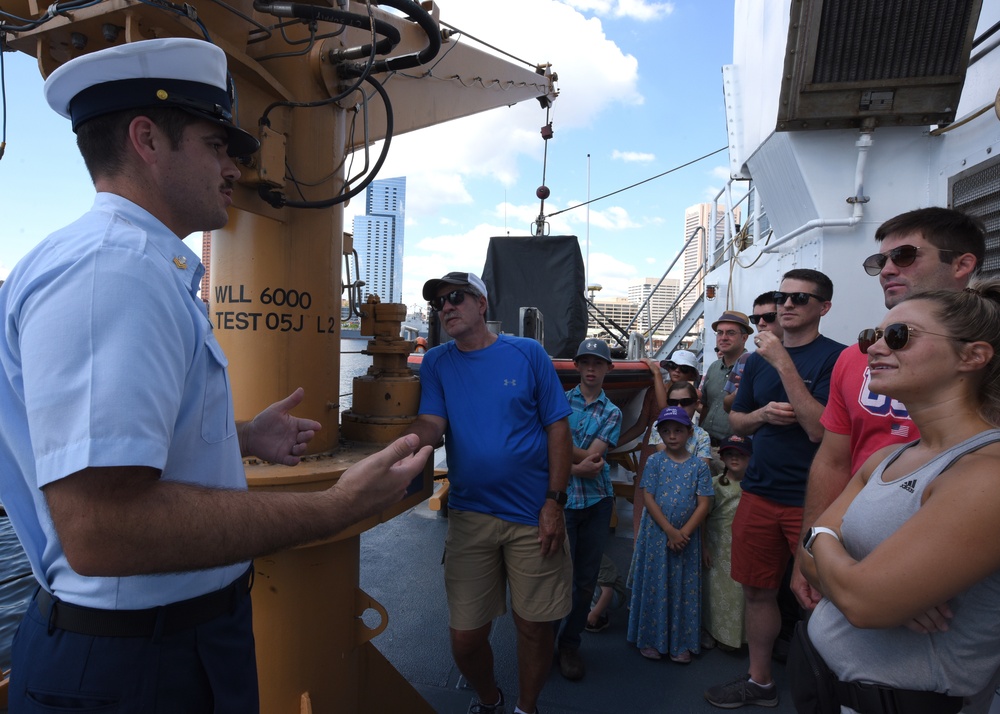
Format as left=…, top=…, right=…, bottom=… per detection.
left=627, top=406, right=714, bottom=663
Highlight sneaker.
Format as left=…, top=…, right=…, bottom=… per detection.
left=704, top=674, right=778, bottom=709
left=558, top=647, right=585, bottom=681
left=469, top=687, right=505, bottom=713
left=585, top=614, right=610, bottom=633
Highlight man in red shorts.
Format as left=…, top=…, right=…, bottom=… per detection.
left=705, top=269, right=844, bottom=709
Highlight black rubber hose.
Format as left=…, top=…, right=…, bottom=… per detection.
left=253, top=0, right=401, bottom=59
left=258, top=72, right=393, bottom=209
left=340, top=0, right=440, bottom=77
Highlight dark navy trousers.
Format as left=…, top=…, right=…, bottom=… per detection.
left=558, top=496, right=613, bottom=651
left=9, top=584, right=258, bottom=713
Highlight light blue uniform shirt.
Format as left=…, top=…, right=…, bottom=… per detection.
left=0, top=193, right=248, bottom=609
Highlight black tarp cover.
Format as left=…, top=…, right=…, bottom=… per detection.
left=481, top=235, right=588, bottom=358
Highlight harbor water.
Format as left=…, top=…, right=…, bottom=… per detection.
left=0, top=518, right=33, bottom=672
left=0, top=338, right=374, bottom=671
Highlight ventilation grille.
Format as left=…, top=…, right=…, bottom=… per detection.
left=777, top=0, right=982, bottom=131
left=951, top=156, right=1000, bottom=277
left=813, top=1, right=974, bottom=84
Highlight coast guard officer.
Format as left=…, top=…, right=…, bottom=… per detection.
left=0, top=38, right=430, bottom=712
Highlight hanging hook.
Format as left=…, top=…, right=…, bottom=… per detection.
left=532, top=106, right=553, bottom=236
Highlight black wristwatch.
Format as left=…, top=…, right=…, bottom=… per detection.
left=802, top=526, right=840, bottom=557
left=545, top=490, right=568, bottom=506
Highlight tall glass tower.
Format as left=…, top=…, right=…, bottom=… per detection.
left=353, top=177, right=406, bottom=303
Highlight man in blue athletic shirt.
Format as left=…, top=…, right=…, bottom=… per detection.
left=405, top=271, right=573, bottom=714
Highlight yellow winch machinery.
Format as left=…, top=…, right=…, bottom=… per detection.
left=0, top=2, right=556, bottom=710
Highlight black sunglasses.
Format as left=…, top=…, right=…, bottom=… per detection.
left=664, top=362, right=698, bottom=375
left=749, top=311, right=777, bottom=325
left=857, top=323, right=972, bottom=354
left=430, top=289, right=476, bottom=311
left=862, top=244, right=958, bottom=276
left=667, top=397, right=697, bottom=407
left=773, top=291, right=826, bottom=306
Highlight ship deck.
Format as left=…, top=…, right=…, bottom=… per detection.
left=360, top=472, right=797, bottom=714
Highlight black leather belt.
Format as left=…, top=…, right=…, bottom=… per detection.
left=833, top=679, right=962, bottom=714
left=36, top=566, right=253, bottom=638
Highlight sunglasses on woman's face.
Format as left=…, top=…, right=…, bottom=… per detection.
left=857, top=322, right=972, bottom=354
left=664, top=363, right=698, bottom=376
left=667, top=397, right=697, bottom=407
left=431, top=290, right=475, bottom=311
left=749, top=312, right=777, bottom=325
left=773, top=291, right=825, bottom=306
left=861, top=245, right=957, bottom=277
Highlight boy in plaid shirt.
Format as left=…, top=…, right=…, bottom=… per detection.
left=556, top=338, right=622, bottom=682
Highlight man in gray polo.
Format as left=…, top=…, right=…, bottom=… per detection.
left=700, top=311, right=753, bottom=449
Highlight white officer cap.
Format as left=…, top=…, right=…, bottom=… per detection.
left=44, top=38, right=259, bottom=157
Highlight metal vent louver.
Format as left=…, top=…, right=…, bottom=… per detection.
left=777, top=0, right=983, bottom=131
left=951, top=156, right=1000, bottom=277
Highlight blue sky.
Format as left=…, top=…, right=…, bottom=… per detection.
left=1, top=0, right=735, bottom=310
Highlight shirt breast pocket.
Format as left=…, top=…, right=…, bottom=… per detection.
left=201, top=336, right=236, bottom=443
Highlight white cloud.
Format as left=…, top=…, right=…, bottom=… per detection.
left=402, top=223, right=505, bottom=307
left=352, top=0, right=644, bottom=228
left=491, top=199, right=641, bottom=234
left=345, top=0, right=678, bottom=308
left=494, top=201, right=575, bottom=236
left=564, top=0, right=675, bottom=21
left=583, top=251, right=641, bottom=297
left=700, top=164, right=735, bottom=201
left=612, top=150, right=656, bottom=163
left=588, top=205, right=641, bottom=230
left=613, top=0, right=675, bottom=21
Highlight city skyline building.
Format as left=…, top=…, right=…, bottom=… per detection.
left=353, top=176, right=406, bottom=304
left=627, top=276, right=680, bottom=336
left=681, top=202, right=738, bottom=315
left=588, top=296, right=638, bottom=337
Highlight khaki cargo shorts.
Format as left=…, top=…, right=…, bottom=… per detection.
left=444, top=509, right=572, bottom=631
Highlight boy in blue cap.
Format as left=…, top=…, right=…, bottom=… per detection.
left=557, top=338, right=622, bottom=681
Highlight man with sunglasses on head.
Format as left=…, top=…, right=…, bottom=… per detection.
left=792, top=208, right=984, bottom=614
left=404, top=271, right=573, bottom=714
left=705, top=269, right=844, bottom=709
left=723, top=292, right=785, bottom=412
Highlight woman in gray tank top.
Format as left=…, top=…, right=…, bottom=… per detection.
left=799, top=276, right=1000, bottom=713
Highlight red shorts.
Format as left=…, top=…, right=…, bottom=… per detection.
left=730, top=490, right=803, bottom=590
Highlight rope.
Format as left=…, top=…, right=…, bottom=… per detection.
left=547, top=146, right=727, bottom=218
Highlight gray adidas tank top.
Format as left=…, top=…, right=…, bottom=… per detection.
left=809, top=429, right=1000, bottom=701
